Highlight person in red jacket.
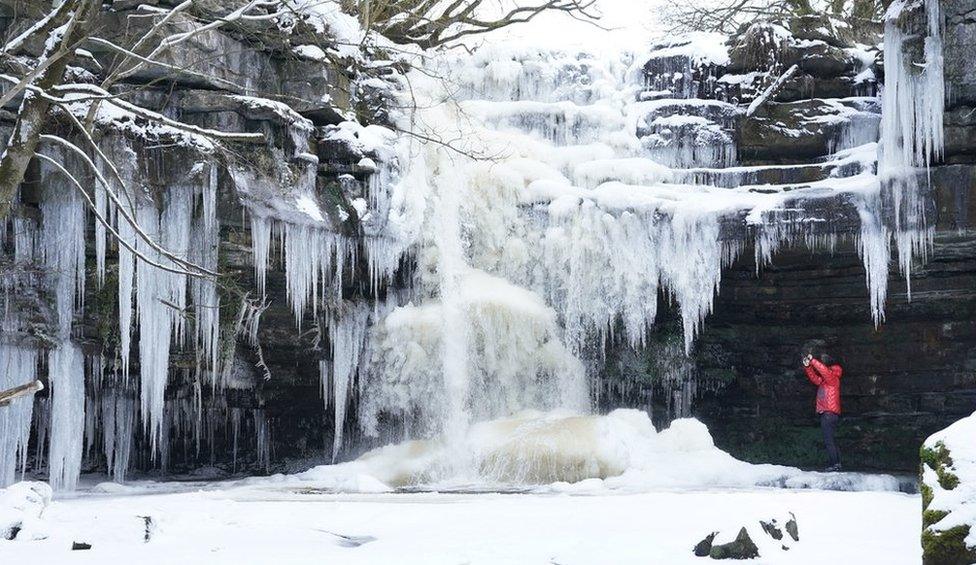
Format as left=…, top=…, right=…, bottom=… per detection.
left=803, top=351, right=843, bottom=471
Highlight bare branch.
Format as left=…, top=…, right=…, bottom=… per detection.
left=35, top=152, right=210, bottom=278
left=40, top=132, right=218, bottom=278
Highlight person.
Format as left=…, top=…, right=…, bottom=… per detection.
left=802, top=350, right=843, bottom=472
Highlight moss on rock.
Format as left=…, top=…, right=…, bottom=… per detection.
left=920, top=438, right=975, bottom=564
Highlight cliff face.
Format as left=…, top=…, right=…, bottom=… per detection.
left=605, top=3, right=976, bottom=473
left=1, top=1, right=974, bottom=484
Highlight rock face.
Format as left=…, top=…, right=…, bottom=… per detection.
left=606, top=7, right=976, bottom=474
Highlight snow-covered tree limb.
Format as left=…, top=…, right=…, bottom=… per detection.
left=746, top=64, right=799, bottom=116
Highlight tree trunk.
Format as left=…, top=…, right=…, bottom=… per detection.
left=0, top=0, right=95, bottom=221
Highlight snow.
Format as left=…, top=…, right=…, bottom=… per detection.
left=0, top=481, right=50, bottom=541
left=288, top=0, right=365, bottom=59
left=292, top=44, right=327, bottom=61
left=644, top=32, right=731, bottom=67
left=0, top=477, right=920, bottom=563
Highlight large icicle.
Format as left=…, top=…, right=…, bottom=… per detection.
left=47, top=344, right=85, bottom=492
left=191, top=165, right=221, bottom=380
left=136, top=205, right=173, bottom=455
left=117, top=214, right=136, bottom=380
left=40, top=186, right=86, bottom=336
left=101, top=391, right=135, bottom=482
left=40, top=175, right=87, bottom=491
left=0, top=345, right=38, bottom=487
left=324, top=301, right=370, bottom=461
left=876, top=0, right=945, bottom=303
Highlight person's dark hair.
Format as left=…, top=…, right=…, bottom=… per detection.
left=801, top=339, right=826, bottom=359
left=819, top=352, right=836, bottom=365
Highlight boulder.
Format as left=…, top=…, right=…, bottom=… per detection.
left=786, top=513, right=799, bottom=542
left=709, top=527, right=760, bottom=560
left=920, top=413, right=976, bottom=565
left=760, top=519, right=783, bottom=540
left=694, top=531, right=718, bottom=556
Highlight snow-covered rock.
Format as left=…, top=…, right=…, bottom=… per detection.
left=0, top=481, right=51, bottom=541
left=921, top=410, right=976, bottom=563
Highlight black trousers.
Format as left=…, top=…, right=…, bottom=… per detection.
left=820, top=411, right=841, bottom=467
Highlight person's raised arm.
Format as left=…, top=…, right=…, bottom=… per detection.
left=810, top=358, right=840, bottom=386
left=803, top=355, right=822, bottom=385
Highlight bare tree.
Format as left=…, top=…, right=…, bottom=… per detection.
left=341, top=0, right=599, bottom=48
left=0, top=0, right=282, bottom=276
left=662, top=0, right=883, bottom=35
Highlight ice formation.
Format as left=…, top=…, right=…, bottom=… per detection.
left=46, top=344, right=84, bottom=492
left=877, top=0, right=945, bottom=294
left=0, top=346, right=37, bottom=487
left=359, top=269, right=588, bottom=441
left=299, top=409, right=902, bottom=492
left=323, top=301, right=370, bottom=460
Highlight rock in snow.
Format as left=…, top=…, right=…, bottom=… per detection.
left=0, top=481, right=51, bottom=541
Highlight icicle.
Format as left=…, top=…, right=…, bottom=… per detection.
left=40, top=186, right=86, bottom=337
left=94, top=178, right=107, bottom=287
left=12, top=217, right=35, bottom=263
left=192, top=165, right=221, bottom=380
left=250, top=214, right=272, bottom=296
left=0, top=345, right=38, bottom=487
left=48, top=344, right=85, bottom=492
left=101, top=391, right=135, bottom=482
left=877, top=0, right=945, bottom=295
left=324, top=302, right=369, bottom=461
left=136, top=205, right=172, bottom=455
left=162, top=184, right=192, bottom=346
left=254, top=409, right=270, bottom=472
left=231, top=408, right=241, bottom=473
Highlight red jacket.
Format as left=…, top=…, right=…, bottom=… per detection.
left=804, top=359, right=842, bottom=414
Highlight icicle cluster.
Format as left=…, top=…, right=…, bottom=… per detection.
left=871, top=0, right=945, bottom=317
left=0, top=345, right=38, bottom=487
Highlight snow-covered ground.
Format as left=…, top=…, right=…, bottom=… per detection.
left=1, top=413, right=922, bottom=563
left=1, top=481, right=919, bottom=564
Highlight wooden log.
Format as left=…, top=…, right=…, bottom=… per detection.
left=0, top=380, right=44, bottom=407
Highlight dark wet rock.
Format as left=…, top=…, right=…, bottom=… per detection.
left=2, top=522, right=21, bottom=540
left=945, top=0, right=976, bottom=108
left=694, top=532, right=718, bottom=557
left=709, top=527, right=760, bottom=560
left=795, top=41, right=856, bottom=78
left=642, top=37, right=728, bottom=101
left=944, top=106, right=976, bottom=162
left=736, top=99, right=850, bottom=162
left=727, top=23, right=794, bottom=74
left=786, top=514, right=799, bottom=542
left=760, top=520, right=783, bottom=540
